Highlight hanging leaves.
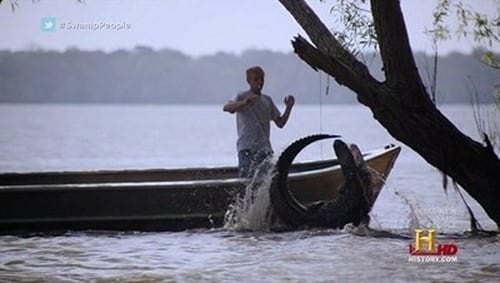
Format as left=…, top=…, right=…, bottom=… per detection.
left=427, top=0, right=500, bottom=46
left=320, top=0, right=378, bottom=56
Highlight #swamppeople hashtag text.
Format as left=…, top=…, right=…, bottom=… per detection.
left=60, top=21, right=131, bottom=31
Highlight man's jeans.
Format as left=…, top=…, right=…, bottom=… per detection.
left=238, top=150, right=273, bottom=178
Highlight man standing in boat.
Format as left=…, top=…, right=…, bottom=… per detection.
left=223, top=66, right=295, bottom=178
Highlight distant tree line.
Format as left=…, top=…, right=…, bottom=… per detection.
left=0, top=46, right=497, bottom=104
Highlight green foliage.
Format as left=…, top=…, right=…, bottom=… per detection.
left=321, top=0, right=499, bottom=55
left=321, top=0, right=377, bottom=55
left=428, top=0, right=499, bottom=102
left=482, top=51, right=500, bottom=69
left=321, top=0, right=499, bottom=104
left=428, top=0, right=500, bottom=46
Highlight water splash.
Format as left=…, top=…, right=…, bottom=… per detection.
left=368, top=167, right=475, bottom=234
left=364, top=165, right=433, bottom=233
left=223, top=157, right=280, bottom=232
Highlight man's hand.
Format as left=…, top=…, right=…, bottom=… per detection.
left=223, top=93, right=260, bottom=113
left=284, top=95, right=295, bottom=108
left=244, top=93, right=259, bottom=105
left=274, top=95, right=295, bottom=128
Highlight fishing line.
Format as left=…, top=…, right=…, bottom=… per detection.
left=319, top=72, right=324, bottom=158
left=318, top=71, right=331, bottom=159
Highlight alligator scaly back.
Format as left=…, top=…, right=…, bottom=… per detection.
left=269, top=134, right=340, bottom=228
left=269, top=135, right=374, bottom=230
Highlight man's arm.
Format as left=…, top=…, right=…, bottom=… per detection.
left=223, top=100, right=246, bottom=114
left=274, top=95, right=295, bottom=128
left=223, top=93, right=258, bottom=114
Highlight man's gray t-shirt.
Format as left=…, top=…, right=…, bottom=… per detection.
left=232, top=90, right=280, bottom=153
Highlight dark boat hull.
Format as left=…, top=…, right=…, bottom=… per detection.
left=0, top=144, right=400, bottom=234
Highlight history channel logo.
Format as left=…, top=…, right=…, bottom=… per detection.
left=408, top=229, right=458, bottom=263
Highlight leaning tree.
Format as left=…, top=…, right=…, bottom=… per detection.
left=278, top=0, right=500, bottom=228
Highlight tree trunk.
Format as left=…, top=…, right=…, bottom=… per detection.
left=278, top=0, right=500, bottom=228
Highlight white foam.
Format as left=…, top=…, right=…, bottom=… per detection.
left=223, top=157, right=281, bottom=232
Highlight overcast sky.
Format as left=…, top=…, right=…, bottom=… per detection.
left=1, top=0, right=498, bottom=56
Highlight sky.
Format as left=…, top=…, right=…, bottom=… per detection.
left=1, top=0, right=499, bottom=56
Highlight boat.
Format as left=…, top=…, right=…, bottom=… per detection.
left=0, top=143, right=400, bottom=234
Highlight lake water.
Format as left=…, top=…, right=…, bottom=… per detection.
left=0, top=104, right=498, bottom=282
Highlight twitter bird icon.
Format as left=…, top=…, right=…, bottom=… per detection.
left=41, top=17, right=56, bottom=32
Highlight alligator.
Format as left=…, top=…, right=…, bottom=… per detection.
left=269, top=134, right=376, bottom=229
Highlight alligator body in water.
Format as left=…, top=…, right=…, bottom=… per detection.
left=269, top=134, right=376, bottom=230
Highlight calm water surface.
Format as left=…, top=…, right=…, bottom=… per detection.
left=0, top=104, right=498, bottom=282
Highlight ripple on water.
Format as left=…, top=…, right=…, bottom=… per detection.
left=0, top=229, right=498, bottom=282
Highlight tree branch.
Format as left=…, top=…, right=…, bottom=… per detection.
left=279, top=0, right=353, bottom=62
left=280, top=0, right=500, bottom=228
left=291, top=36, right=381, bottom=107
left=278, top=0, right=380, bottom=101
left=370, top=0, right=425, bottom=89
